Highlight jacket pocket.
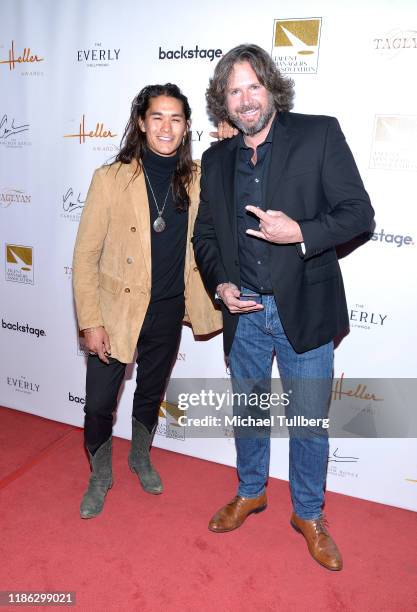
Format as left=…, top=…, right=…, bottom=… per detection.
left=306, top=260, right=340, bottom=285
left=99, top=271, right=122, bottom=294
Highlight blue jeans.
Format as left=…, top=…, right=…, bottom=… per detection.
left=228, top=289, right=333, bottom=520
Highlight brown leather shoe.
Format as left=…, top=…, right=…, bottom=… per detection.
left=208, top=493, right=267, bottom=533
left=290, top=512, right=343, bottom=571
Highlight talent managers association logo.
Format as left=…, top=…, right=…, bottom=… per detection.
left=5, top=244, right=34, bottom=284
left=0, top=188, right=31, bottom=208
left=271, top=18, right=322, bottom=74
left=370, top=115, right=417, bottom=171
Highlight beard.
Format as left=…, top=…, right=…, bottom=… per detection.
left=228, top=94, right=275, bottom=136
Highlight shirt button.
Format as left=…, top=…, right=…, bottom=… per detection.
left=124, top=288, right=130, bottom=293
left=130, top=226, right=136, bottom=232
left=254, top=178, right=260, bottom=183
left=257, top=260, right=261, bottom=265
left=127, top=257, right=133, bottom=264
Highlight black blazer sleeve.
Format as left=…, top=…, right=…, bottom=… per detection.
left=298, top=117, right=374, bottom=260
left=192, top=153, right=228, bottom=297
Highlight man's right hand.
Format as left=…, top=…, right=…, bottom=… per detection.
left=216, top=283, right=264, bottom=314
left=83, top=326, right=112, bottom=364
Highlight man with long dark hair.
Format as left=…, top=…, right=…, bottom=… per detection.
left=73, top=84, right=222, bottom=519
left=193, top=45, right=374, bottom=570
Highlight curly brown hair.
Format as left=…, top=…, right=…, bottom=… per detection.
left=206, top=44, right=295, bottom=123
left=114, top=83, right=196, bottom=211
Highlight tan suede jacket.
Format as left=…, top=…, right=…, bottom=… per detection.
left=73, top=160, right=222, bottom=363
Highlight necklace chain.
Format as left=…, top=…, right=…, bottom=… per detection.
left=143, top=167, right=172, bottom=218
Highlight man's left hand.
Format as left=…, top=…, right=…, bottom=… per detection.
left=245, top=206, right=303, bottom=244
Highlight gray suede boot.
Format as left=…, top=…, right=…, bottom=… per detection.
left=80, top=437, right=113, bottom=519
left=128, top=417, right=162, bottom=494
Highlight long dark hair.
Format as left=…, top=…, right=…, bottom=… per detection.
left=114, top=83, right=196, bottom=211
left=206, top=44, right=295, bottom=123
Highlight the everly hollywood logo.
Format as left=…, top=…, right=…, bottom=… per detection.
left=2, top=318, right=46, bottom=338
left=271, top=18, right=322, bottom=74
left=370, top=115, right=417, bottom=171
left=0, top=40, right=43, bottom=71
left=7, top=375, right=39, bottom=395
left=64, top=114, right=117, bottom=145
left=349, top=303, right=388, bottom=331
left=158, top=45, right=222, bottom=61
left=5, top=244, right=34, bottom=284
left=0, top=188, right=31, bottom=209
left=77, top=42, right=120, bottom=68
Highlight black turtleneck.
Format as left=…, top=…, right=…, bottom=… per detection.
left=142, top=148, right=188, bottom=313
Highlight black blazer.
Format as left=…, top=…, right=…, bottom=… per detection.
left=192, top=112, right=374, bottom=356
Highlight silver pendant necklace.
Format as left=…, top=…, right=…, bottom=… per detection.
left=143, top=167, right=172, bottom=233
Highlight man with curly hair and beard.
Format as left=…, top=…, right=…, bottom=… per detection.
left=193, top=44, right=374, bottom=571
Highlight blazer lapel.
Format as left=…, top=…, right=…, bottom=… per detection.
left=222, top=139, right=239, bottom=247
left=126, top=162, right=152, bottom=280
left=266, top=115, right=292, bottom=211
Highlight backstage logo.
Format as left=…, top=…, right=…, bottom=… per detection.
left=369, top=227, right=414, bottom=248
left=77, top=42, right=120, bottom=68
left=64, top=114, right=118, bottom=152
left=0, top=114, right=31, bottom=149
left=5, top=244, right=34, bottom=284
left=0, top=40, right=44, bottom=75
left=370, top=115, right=417, bottom=171
left=156, top=400, right=185, bottom=441
left=349, top=303, right=388, bottom=331
left=61, top=187, right=86, bottom=222
left=158, top=45, right=222, bottom=62
left=373, top=29, right=417, bottom=58
left=7, top=374, right=40, bottom=395
left=0, top=187, right=31, bottom=209
left=1, top=318, right=46, bottom=338
left=328, top=446, right=359, bottom=480
left=68, top=391, right=85, bottom=405
left=271, top=18, right=322, bottom=74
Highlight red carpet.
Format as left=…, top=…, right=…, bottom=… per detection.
left=0, top=406, right=416, bottom=611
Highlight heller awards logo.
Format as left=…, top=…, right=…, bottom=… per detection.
left=373, top=29, right=417, bottom=58
left=350, top=303, right=388, bottom=332
left=271, top=17, right=322, bottom=74
left=0, top=40, right=44, bottom=75
left=0, top=187, right=31, bottom=209
left=77, top=42, right=120, bottom=68
left=5, top=244, right=34, bottom=284
left=370, top=115, right=417, bottom=171
left=0, top=113, right=31, bottom=149
left=61, top=187, right=85, bottom=222
left=64, top=114, right=118, bottom=152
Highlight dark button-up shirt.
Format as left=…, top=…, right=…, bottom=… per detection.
left=235, top=121, right=274, bottom=293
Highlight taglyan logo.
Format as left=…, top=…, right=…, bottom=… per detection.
left=5, top=244, right=34, bottom=284
left=0, top=40, right=44, bottom=75
left=370, top=227, right=414, bottom=248
left=158, top=45, right=222, bottom=61
left=61, top=187, right=85, bottom=222
left=370, top=115, right=417, bottom=171
left=156, top=400, right=185, bottom=441
left=0, top=188, right=31, bottom=209
left=77, top=42, right=120, bottom=68
left=349, top=304, right=388, bottom=331
left=7, top=375, right=39, bottom=395
left=0, top=114, right=30, bottom=148
left=373, top=29, right=417, bottom=58
left=271, top=18, right=322, bottom=74
left=64, top=115, right=117, bottom=152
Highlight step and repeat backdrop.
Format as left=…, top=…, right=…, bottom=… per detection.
left=1, top=0, right=416, bottom=511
